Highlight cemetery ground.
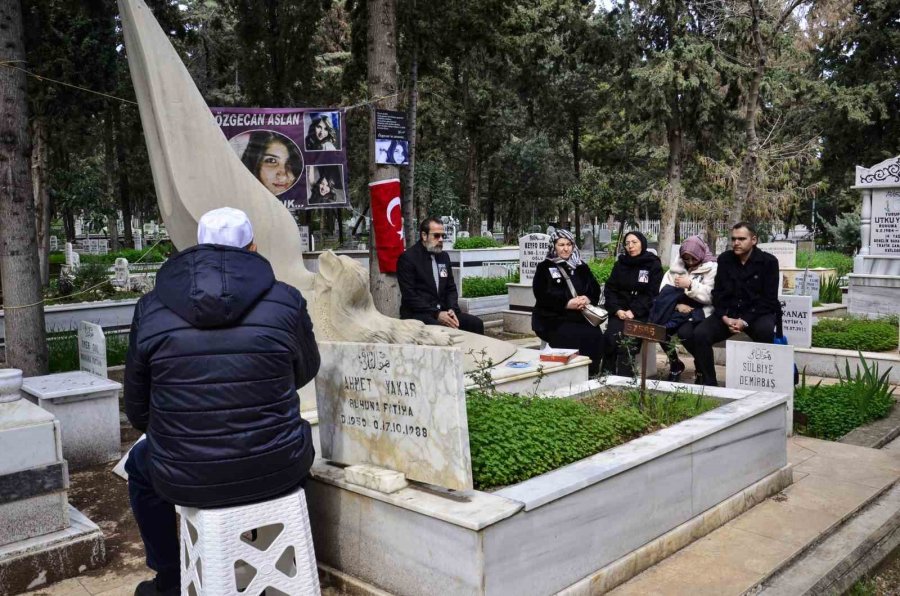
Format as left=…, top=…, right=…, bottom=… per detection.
left=11, top=351, right=900, bottom=596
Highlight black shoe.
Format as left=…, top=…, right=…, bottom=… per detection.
left=135, top=578, right=179, bottom=596
left=667, top=360, right=685, bottom=382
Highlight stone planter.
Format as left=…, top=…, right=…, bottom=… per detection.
left=459, top=294, right=509, bottom=316
left=0, top=298, right=139, bottom=344
left=307, top=380, right=790, bottom=595
left=0, top=368, right=23, bottom=403
left=445, top=247, right=520, bottom=296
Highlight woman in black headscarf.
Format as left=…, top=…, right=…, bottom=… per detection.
left=602, top=231, right=663, bottom=375
left=531, top=229, right=605, bottom=376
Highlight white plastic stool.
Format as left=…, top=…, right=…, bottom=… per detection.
left=178, top=487, right=320, bottom=596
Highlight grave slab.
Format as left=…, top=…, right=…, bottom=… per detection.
left=725, top=341, right=794, bottom=435
left=21, top=371, right=122, bottom=470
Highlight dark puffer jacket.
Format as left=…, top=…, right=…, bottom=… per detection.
left=124, top=244, right=319, bottom=507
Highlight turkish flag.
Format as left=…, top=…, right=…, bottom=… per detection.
left=369, top=178, right=405, bottom=273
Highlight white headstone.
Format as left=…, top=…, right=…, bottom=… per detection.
left=114, top=258, right=130, bottom=288
left=596, top=229, right=612, bottom=245
left=315, top=341, right=473, bottom=491
left=870, top=189, right=900, bottom=255
left=519, top=233, right=551, bottom=285
left=89, top=239, right=100, bottom=255
left=581, top=230, right=594, bottom=255
left=134, top=232, right=143, bottom=250
left=758, top=242, right=797, bottom=268
left=65, top=242, right=75, bottom=267
left=795, top=271, right=820, bottom=302
left=78, top=321, right=107, bottom=378
left=778, top=295, right=812, bottom=348
left=299, top=225, right=310, bottom=252
left=49, top=236, right=58, bottom=252
left=726, top=341, right=794, bottom=434
left=70, top=251, right=80, bottom=269
left=74, top=219, right=83, bottom=236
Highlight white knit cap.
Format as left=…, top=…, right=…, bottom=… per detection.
left=197, top=207, right=254, bottom=248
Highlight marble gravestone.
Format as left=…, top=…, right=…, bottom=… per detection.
left=725, top=341, right=795, bottom=434
left=779, top=295, right=812, bottom=348
left=870, top=188, right=900, bottom=255
left=758, top=242, right=797, bottom=268
left=78, top=321, right=107, bottom=378
left=50, top=236, right=58, bottom=252
left=134, top=231, right=143, bottom=250
left=315, top=341, right=473, bottom=491
left=519, top=233, right=551, bottom=284
left=581, top=230, right=594, bottom=256
left=113, top=258, right=130, bottom=289
left=795, top=271, right=820, bottom=302
left=596, top=228, right=612, bottom=245
left=299, top=225, right=311, bottom=253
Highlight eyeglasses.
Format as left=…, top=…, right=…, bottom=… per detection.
left=430, top=233, right=446, bottom=239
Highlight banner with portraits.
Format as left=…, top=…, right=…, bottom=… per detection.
left=212, top=107, right=350, bottom=211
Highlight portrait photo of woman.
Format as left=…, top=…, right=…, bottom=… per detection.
left=304, top=112, right=341, bottom=151
left=229, top=130, right=303, bottom=196
left=306, top=165, right=346, bottom=206
left=375, top=139, right=409, bottom=165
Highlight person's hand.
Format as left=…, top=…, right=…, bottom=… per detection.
left=675, top=303, right=693, bottom=314
left=722, top=316, right=745, bottom=334
left=623, top=310, right=635, bottom=320
left=567, top=296, right=588, bottom=310
left=673, top=274, right=691, bottom=289
left=437, top=310, right=460, bottom=329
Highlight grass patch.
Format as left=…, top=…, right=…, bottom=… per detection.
left=812, top=316, right=898, bottom=352
left=588, top=257, right=615, bottom=286
left=452, top=237, right=504, bottom=249
left=467, top=388, right=719, bottom=489
left=461, top=272, right=520, bottom=298
left=47, top=329, right=129, bottom=373
left=797, top=250, right=854, bottom=277
left=794, top=355, right=895, bottom=440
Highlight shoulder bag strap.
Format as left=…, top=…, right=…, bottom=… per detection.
left=555, top=264, right=579, bottom=300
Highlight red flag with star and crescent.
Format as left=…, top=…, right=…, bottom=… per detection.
left=368, top=178, right=405, bottom=273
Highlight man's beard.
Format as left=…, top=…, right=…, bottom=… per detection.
left=425, top=242, right=442, bottom=254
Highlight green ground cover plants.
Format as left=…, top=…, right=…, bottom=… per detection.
left=466, top=388, right=719, bottom=489
left=811, top=316, right=898, bottom=352
left=588, top=257, right=615, bottom=285
left=794, top=355, right=895, bottom=440
left=461, top=273, right=521, bottom=298
left=452, top=237, right=504, bottom=249
left=796, top=251, right=854, bottom=277
left=47, top=329, right=129, bottom=373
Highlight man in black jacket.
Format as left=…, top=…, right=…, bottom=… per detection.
left=692, top=222, right=781, bottom=386
left=396, top=217, right=484, bottom=335
left=124, top=208, right=319, bottom=596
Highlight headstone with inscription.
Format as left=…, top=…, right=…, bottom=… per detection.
left=134, top=231, right=143, bottom=250
left=114, top=258, right=130, bottom=289
left=78, top=321, right=107, bottom=378
left=50, top=236, right=58, bottom=252
left=596, top=228, right=612, bottom=245
left=726, top=341, right=794, bottom=435
left=795, top=271, right=820, bottom=302
left=315, top=341, right=473, bottom=491
left=758, top=242, right=796, bottom=268
left=870, top=188, right=900, bottom=255
left=299, top=225, right=310, bottom=252
left=519, top=233, right=551, bottom=285
left=65, top=242, right=75, bottom=267
left=778, top=294, right=812, bottom=348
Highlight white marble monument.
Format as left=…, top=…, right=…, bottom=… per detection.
left=725, top=341, right=794, bottom=434
left=315, top=341, right=473, bottom=491
left=503, top=233, right=550, bottom=334
left=758, top=242, right=797, bottom=268
left=78, top=321, right=107, bottom=378
left=779, top=294, right=812, bottom=349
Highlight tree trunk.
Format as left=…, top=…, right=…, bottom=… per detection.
left=104, top=108, right=120, bottom=252
left=732, top=0, right=766, bottom=223
left=113, top=105, right=134, bottom=248
left=0, top=0, right=48, bottom=375
left=367, top=0, right=401, bottom=317
left=31, top=117, right=51, bottom=285
left=401, top=4, right=418, bottom=245
left=572, top=113, right=581, bottom=245
left=658, top=120, right=683, bottom=268
left=465, top=141, right=479, bottom=236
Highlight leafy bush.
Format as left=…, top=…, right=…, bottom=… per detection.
left=462, top=272, right=520, bottom=298
left=453, top=236, right=503, bottom=249
left=794, top=355, right=895, bottom=440
left=796, top=251, right=854, bottom=277
left=49, top=246, right=168, bottom=265
left=588, top=257, right=615, bottom=285
left=812, top=317, right=898, bottom=352
left=47, top=329, right=129, bottom=373
left=466, top=389, right=718, bottom=489
left=818, top=275, right=843, bottom=304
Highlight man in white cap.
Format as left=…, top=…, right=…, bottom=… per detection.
left=123, top=207, right=319, bottom=596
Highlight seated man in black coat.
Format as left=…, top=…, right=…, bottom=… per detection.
left=692, top=221, right=781, bottom=386
left=124, top=208, right=319, bottom=596
left=397, top=217, right=484, bottom=335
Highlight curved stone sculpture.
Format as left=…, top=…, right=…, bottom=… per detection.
left=117, top=0, right=517, bottom=370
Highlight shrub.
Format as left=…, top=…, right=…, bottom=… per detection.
left=47, top=329, right=129, bottom=373
left=466, top=389, right=718, bottom=489
left=462, top=272, right=520, bottom=298
left=818, top=275, right=843, bottom=304
left=812, top=317, right=898, bottom=352
left=794, top=355, right=895, bottom=440
left=796, top=251, right=854, bottom=277
left=588, top=257, right=615, bottom=286
left=453, top=236, right=503, bottom=249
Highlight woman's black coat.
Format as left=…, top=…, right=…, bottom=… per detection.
left=604, top=252, right=664, bottom=321
left=531, top=260, right=601, bottom=336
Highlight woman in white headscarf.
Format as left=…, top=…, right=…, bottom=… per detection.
left=531, top=229, right=605, bottom=376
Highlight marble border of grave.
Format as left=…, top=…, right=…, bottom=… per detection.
left=0, top=298, right=139, bottom=344
left=21, top=371, right=123, bottom=470
left=305, top=380, right=788, bottom=595
left=458, top=294, right=509, bottom=316
left=445, top=246, right=520, bottom=297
